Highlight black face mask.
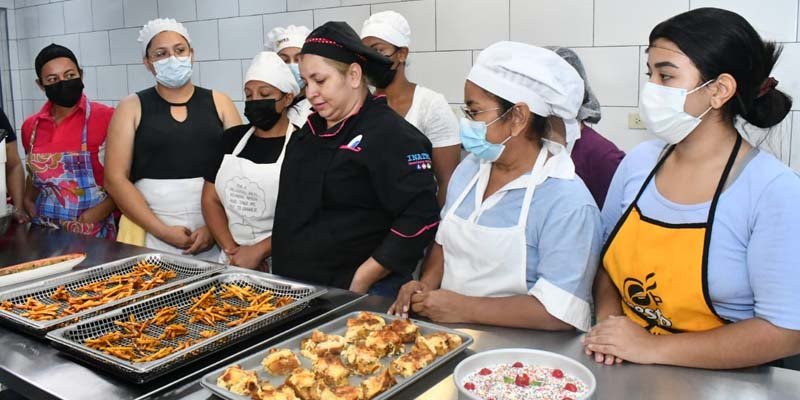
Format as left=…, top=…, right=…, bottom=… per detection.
left=369, top=48, right=400, bottom=89
left=371, top=66, right=397, bottom=89
left=244, top=98, right=282, bottom=131
left=44, top=78, right=84, bottom=107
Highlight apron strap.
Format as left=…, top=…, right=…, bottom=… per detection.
left=275, top=123, right=296, bottom=164
left=232, top=126, right=256, bottom=156
left=80, top=100, right=91, bottom=152
left=706, top=135, right=742, bottom=225
left=446, top=161, right=484, bottom=220
left=517, top=144, right=551, bottom=226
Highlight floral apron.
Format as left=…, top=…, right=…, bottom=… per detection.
left=27, top=100, right=115, bottom=239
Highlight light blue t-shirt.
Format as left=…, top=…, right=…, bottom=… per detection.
left=437, top=154, right=603, bottom=306
left=602, top=139, right=800, bottom=330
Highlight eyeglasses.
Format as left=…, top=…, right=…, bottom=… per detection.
left=148, top=46, right=190, bottom=62
left=460, top=106, right=501, bottom=121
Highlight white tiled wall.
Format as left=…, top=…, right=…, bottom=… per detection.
left=4, top=0, right=800, bottom=170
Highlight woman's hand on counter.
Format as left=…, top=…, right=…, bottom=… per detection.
left=389, top=280, right=430, bottom=319
left=184, top=226, right=215, bottom=255
left=410, top=289, right=466, bottom=323
left=583, top=315, right=654, bottom=365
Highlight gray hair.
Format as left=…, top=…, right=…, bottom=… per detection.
left=545, top=46, right=601, bottom=124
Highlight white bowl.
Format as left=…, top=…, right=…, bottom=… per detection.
left=454, top=348, right=596, bottom=400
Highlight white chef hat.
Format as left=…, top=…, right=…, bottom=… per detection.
left=245, top=51, right=300, bottom=96
left=265, top=25, right=311, bottom=53
left=137, top=18, right=191, bottom=56
left=468, top=41, right=585, bottom=145
left=360, top=11, right=411, bottom=48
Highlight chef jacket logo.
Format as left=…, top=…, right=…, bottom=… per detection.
left=339, top=135, right=363, bottom=152
left=406, top=152, right=432, bottom=170
left=623, top=273, right=672, bottom=328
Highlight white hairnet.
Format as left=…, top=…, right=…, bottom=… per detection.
left=245, top=51, right=300, bottom=96
left=265, top=25, right=311, bottom=52
left=468, top=41, right=585, bottom=146
left=137, top=18, right=191, bottom=56
left=360, top=11, right=411, bottom=48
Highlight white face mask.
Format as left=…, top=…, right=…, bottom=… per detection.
left=639, top=80, right=714, bottom=144
left=153, top=56, right=192, bottom=88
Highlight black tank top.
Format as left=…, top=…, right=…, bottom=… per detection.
left=131, top=86, right=223, bottom=182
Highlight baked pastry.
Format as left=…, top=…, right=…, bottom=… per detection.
left=386, top=318, right=419, bottom=343
left=341, top=343, right=381, bottom=375
left=361, top=368, right=396, bottom=400
left=216, top=365, right=260, bottom=397
left=285, top=367, right=317, bottom=400
left=256, top=383, right=299, bottom=400
left=262, top=348, right=302, bottom=376
left=344, top=312, right=385, bottom=343
left=318, top=384, right=363, bottom=400
left=415, top=332, right=462, bottom=356
left=312, top=354, right=351, bottom=387
left=389, top=345, right=435, bottom=378
left=300, top=330, right=346, bottom=361
left=364, top=327, right=403, bottom=357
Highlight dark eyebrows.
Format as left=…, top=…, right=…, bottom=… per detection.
left=654, top=61, right=679, bottom=69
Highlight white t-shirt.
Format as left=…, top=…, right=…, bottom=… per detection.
left=287, top=98, right=313, bottom=129
left=404, top=85, right=461, bottom=148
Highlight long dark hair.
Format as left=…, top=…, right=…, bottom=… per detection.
left=649, top=7, right=792, bottom=128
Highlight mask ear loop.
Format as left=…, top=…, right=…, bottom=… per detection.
left=487, top=106, right=517, bottom=145
left=689, top=79, right=717, bottom=120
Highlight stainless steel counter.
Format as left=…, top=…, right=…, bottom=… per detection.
left=2, top=220, right=800, bottom=399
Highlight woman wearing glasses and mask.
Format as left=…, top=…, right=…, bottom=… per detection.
left=105, top=18, right=241, bottom=260
left=389, top=42, right=602, bottom=332
left=360, top=11, right=461, bottom=206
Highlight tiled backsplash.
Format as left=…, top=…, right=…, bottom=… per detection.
left=4, top=0, right=800, bottom=168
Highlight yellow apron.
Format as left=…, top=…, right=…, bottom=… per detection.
left=116, top=214, right=146, bottom=246
left=602, top=135, right=742, bottom=334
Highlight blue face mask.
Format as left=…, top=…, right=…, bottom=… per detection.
left=459, top=114, right=512, bottom=162
left=153, top=56, right=192, bottom=88
left=288, top=63, right=305, bottom=90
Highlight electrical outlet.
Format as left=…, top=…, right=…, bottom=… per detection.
left=628, top=112, right=646, bottom=130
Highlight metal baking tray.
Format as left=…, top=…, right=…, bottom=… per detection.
left=47, top=271, right=327, bottom=383
left=200, top=311, right=474, bottom=400
left=0, top=253, right=224, bottom=335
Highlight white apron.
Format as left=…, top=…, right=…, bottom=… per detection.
left=214, top=125, right=293, bottom=263
left=135, top=177, right=220, bottom=261
left=440, top=141, right=574, bottom=297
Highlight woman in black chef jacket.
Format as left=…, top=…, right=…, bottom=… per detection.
left=271, top=21, right=439, bottom=297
